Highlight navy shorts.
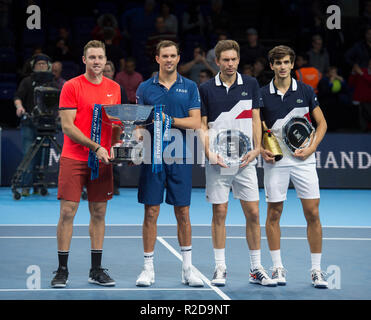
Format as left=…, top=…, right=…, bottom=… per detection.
left=138, top=163, right=193, bottom=206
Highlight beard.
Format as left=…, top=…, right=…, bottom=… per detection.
left=162, top=65, right=177, bottom=74
left=87, top=65, right=104, bottom=78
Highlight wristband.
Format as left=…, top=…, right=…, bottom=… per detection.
left=94, top=146, right=101, bottom=153
left=171, top=116, right=174, bottom=126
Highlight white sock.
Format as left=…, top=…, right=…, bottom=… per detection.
left=214, top=248, right=226, bottom=268
left=181, top=246, right=192, bottom=269
left=311, top=253, right=322, bottom=271
left=270, top=249, right=284, bottom=268
left=249, top=249, right=262, bottom=270
left=144, top=251, right=154, bottom=268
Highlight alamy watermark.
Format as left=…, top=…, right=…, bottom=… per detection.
left=26, top=5, right=341, bottom=33
left=26, top=265, right=41, bottom=289
left=326, top=5, right=341, bottom=30
left=326, top=265, right=341, bottom=290
left=26, top=5, right=41, bottom=30
left=126, top=127, right=246, bottom=169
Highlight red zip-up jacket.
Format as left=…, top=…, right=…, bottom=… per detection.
left=348, top=68, right=371, bottom=102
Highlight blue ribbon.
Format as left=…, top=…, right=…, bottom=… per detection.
left=152, top=104, right=163, bottom=173
left=88, top=104, right=102, bottom=180
left=152, top=105, right=172, bottom=173
left=163, top=113, right=172, bottom=150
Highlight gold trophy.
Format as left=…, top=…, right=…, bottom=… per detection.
left=262, top=121, right=283, bottom=161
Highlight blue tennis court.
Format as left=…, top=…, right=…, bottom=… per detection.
left=0, top=187, right=370, bottom=300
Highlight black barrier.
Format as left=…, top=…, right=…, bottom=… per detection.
left=1, top=130, right=370, bottom=189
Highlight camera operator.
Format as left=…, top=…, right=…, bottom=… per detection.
left=13, top=54, right=58, bottom=196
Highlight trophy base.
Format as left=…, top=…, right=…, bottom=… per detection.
left=212, top=129, right=251, bottom=167
left=222, top=158, right=243, bottom=167
left=112, top=146, right=143, bottom=164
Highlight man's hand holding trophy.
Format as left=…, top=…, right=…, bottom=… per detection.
left=261, top=121, right=283, bottom=164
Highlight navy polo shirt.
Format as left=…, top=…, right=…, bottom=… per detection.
left=199, top=72, right=263, bottom=158
left=136, top=73, right=200, bottom=159
left=200, top=72, right=263, bottom=123
left=260, top=78, right=320, bottom=166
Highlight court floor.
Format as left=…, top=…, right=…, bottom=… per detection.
left=0, top=187, right=370, bottom=300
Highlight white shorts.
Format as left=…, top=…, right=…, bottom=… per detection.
left=263, top=162, right=320, bottom=203
left=205, top=164, right=259, bottom=204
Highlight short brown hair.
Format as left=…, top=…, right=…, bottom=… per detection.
left=156, top=40, right=179, bottom=56
left=268, top=45, right=295, bottom=65
left=83, top=40, right=106, bottom=57
left=214, top=40, right=240, bottom=60
left=105, top=60, right=115, bottom=73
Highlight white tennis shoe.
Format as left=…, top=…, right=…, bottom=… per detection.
left=311, top=269, right=328, bottom=288
left=211, top=265, right=227, bottom=286
left=249, top=266, right=277, bottom=286
left=182, top=266, right=204, bottom=287
left=271, top=267, right=287, bottom=286
left=136, top=265, right=155, bottom=287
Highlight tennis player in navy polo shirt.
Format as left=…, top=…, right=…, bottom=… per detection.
left=135, top=40, right=204, bottom=287
left=260, top=45, right=328, bottom=288
left=199, top=40, right=276, bottom=287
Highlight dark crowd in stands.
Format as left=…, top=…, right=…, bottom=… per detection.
left=1, top=0, right=371, bottom=132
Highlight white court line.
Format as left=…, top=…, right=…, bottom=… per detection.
left=0, top=288, right=214, bottom=292
left=1, top=224, right=371, bottom=229
left=1, top=236, right=371, bottom=241
left=0, top=236, right=144, bottom=239
left=157, top=236, right=231, bottom=301
left=0, top=224, right=370, bottom=228
left=155, top=236, right=371, bottom=241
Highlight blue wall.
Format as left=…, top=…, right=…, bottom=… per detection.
left=1, top=129, right=371, bottom=188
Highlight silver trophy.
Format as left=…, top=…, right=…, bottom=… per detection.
left=282, top=116, right=315, bottom=153
left=103, top=104, right=153, bottom=163
left=211, top=129, right=251, bottom=166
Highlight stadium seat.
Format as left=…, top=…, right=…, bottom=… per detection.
left=0, top=47, right=16, bottom=73
left=61, top=60, right=80, bottom=80
left=95, top=2, right=118, bottom=15
left=0, top=73, right=16, bottom=82
left=22, top=28, right=46, bottom=47
left=0, top=82, right=17, bottom=100
left=72, top=17, right=96, bottom=44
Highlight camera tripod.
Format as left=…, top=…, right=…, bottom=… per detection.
left=11, top=128, right=62, bottom=200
